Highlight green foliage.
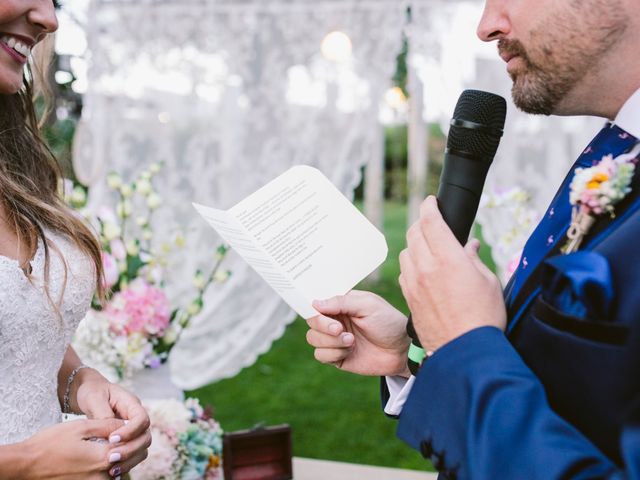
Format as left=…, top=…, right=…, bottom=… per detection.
left=188, top=202, right=432, bottom=472
left=381, top=123, right=446, bottom=203
left=392, top=36, right=409, bottom=96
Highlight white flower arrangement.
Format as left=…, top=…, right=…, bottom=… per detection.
left=67, top=165, right=231, bottom=380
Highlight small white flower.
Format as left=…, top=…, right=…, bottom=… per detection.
left=120, top=184, right=134, bottom=198
left=162, top=326, right=179, bottom=346
left=135, top=178, right=153, bottom=196
left=147, top=193, right=162, bottom=210
left=116, top=200, right=132, bottom=218
left=103, top=222, right=122, bottom=241
left=149, top=163, right=162, bottom=174
left=126, top=239, right=140, bottom=256
left=174, top=233, right=186, bottom=248
left=214, top=270, right=231, bottom=283
left=147, top=399, right=192, bottom=432
left=193, top=273, right=206, bottom=289
left=107, top=173, right=122, bottom=190
left=187, top=301, right=202, bottom=316
left=70, top=186, right=86, bottom=205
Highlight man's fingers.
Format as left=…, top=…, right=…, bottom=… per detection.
left=399, top=248, right=420, bottom=304
left=419, top=196, right=462, bottom=256
left=464, top=239, right=494, bottom=278
left=314, top=347, right=349, bottom=365
left=306, top=315, right=344, bottom=336
left=405, top=221, right=432, bottom=270
left=307, top=329, right=354, bottom=348
left=312, top=293, right=363, bottom=318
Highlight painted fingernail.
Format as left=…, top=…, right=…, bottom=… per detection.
left=111, top=466, right=122, bottom=477
left=329, top=323, right=341, bottom=335
left=109, top=452, right=121, bottom=463
left=109, top=435, right=121, bottom=444
left=341, top=333, right=354, bottom=345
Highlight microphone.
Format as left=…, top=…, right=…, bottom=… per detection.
left=406, top=90, right=507, bottom=375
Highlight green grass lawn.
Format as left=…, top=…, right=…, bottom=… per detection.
left=188, top=201, right=497, bottom=471
left=188, top=201, right=433, bottom=471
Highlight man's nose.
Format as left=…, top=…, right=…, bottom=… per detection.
left=477, top=0, right=510, bottom=42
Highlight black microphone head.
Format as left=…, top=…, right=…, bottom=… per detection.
left=447, top=89, right=507, bottom=161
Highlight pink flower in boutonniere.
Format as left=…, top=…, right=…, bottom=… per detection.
left=564, top=153, right=636, bottom=254
left=569, top=154, right=635, bottom=216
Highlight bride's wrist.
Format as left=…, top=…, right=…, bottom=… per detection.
left=66, top=367, right=107, bottom=414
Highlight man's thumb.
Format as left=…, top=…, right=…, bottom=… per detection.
left=465, top=239, right=490, bottom=273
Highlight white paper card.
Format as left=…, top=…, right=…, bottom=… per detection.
left=193, top=165, right=388, bottom=319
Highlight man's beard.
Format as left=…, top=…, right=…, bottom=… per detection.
left=499, top=1, right=628, bottom=116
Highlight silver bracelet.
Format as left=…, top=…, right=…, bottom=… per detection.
left=63, top=365, right=90, bottom=414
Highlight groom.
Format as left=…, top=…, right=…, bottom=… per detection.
left=306, top=0, right=640, bottom=478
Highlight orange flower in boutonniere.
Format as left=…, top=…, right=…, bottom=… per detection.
left=563, top=154, right=636, bottom=254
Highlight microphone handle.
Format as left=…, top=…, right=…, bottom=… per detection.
left=406, top=153, right=490, bottom=375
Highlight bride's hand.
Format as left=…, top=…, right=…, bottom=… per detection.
left=75, top=371, right=151, bottom=477
left=21, top=418, right=125, bottom=479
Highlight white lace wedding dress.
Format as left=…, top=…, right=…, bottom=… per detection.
left=0, top=231, right=95, bottom=445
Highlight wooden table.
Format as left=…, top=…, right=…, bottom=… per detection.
left=293, top=457, right=438, bottom=480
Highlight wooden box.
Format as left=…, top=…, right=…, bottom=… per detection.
left=222, top=424, right=293, bottom=480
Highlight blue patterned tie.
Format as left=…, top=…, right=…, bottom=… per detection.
left=506, top=123, right=638, bottom=311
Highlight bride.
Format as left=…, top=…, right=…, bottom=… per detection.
left=0, top=1, right=151, bottom=478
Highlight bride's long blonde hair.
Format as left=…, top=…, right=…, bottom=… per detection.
left=0, top=35, right=105, bottom=302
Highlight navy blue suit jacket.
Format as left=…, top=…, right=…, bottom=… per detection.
left=390, top=168, right=640, bottom=478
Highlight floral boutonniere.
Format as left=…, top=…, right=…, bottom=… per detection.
left=563, top=154, right=636, bottom=254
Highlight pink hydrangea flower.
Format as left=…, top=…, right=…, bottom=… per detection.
left=106, top=279, right=171, bottom=337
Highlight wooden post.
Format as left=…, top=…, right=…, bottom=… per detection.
left=407, top=63, right=428, bottom=225
left=364, top=128, right=385, bottom=282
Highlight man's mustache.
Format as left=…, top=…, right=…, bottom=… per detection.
left=498, top=38, right=529, bottom=62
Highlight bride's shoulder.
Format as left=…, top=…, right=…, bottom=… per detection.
left=45, top=230, right=97, bottom=288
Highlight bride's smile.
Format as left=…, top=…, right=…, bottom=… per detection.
left=0, top=0, right=57, bottom=94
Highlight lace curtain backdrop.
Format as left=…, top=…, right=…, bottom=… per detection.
left=71, top=0, right=605, bottom=388
left=408, top=0, right=603, bottom=280
left=73, top=0, right=408, bottom=389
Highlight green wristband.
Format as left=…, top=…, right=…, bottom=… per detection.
left=408, top=343, right=427, bottom=364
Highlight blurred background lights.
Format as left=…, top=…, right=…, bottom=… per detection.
left=55, top=70, right=74, bottom=85
left=384, top=86, right=407, bottom=109
left=321, top=31, right=353, bottom=63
